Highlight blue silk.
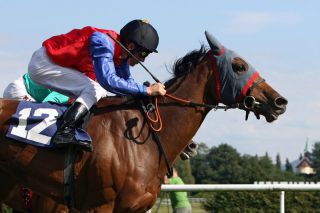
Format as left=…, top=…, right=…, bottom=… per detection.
left=90, top=32, right=147, bottom=96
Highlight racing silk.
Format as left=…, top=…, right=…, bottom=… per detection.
left=43, top=26, right=146, bottom=96
left=23, top=73, right=70, bottom=103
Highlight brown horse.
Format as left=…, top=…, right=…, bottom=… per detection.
left=0, top=32, right=287, bottom=212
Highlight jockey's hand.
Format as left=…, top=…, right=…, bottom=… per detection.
left=147, top=83, right=166, bottom=96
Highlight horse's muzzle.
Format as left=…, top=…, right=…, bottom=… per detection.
left=264, top=96, right=288, bottom=122
left=274, top=96, right=288, bottom=109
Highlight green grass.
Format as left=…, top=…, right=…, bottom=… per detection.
left=151, top=202, right=208, bottom=213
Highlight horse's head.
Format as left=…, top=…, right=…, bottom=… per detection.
left=205, top=31, right=288, bottom=122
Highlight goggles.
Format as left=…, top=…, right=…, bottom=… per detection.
left=139, top=50, right=150, bottom=58
left=133, top=43, right=151, bottom=58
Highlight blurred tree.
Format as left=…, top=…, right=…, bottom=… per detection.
left=190, top=143, right=214, bottom=184
left=310, top=141, right=320, bottom=179
left=276, top=153, right=281, bottom=170
left=299, top=153, right=303, bottom=161
left=285, top=158, right=293, bottom=172
left=192, top=143, right=301, bottom=184
left=190, top=142, right=306, bottom=211
left=174, top=158, right=195, bottom=184
left=206, top=143, right=242, bottom=183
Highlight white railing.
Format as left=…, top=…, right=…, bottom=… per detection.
left=161, top=183, right=320, bottom=213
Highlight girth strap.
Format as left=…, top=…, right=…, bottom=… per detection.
left=63, top=146, right=78, bottom=209
left=139, top=99, right=173, bottom=177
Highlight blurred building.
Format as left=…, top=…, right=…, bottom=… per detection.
left=295, top=139, right=316, bottom=175
left=296, top=156, right=315, bottom=175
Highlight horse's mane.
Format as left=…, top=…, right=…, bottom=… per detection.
left=165, top=45, right=208, bottom=87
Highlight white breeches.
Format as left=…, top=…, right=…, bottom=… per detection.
left=3, top=76, right=36, bottom=101
left=28, top=47, right=109, bottom=110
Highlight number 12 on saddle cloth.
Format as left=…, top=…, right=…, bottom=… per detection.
left=6, top=101, right=91, bottom=148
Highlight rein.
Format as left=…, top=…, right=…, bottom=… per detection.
left=145, top=93, right=239, bottom=132
left=165, top=93, right=237, bottom=109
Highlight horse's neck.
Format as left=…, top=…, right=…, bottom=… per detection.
left=169, top=63, right=211, bottom=102
left=160, top=61, right=213, bottom=165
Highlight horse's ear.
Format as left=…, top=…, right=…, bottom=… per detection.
left=205, top=31, right=224, bottom=55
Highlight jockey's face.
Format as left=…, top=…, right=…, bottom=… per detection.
left=126, top=42, right=150, bottom=66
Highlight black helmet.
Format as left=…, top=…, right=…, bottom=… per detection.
left=120, top=19, right=159, bottom=53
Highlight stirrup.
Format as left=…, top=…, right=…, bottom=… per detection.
left=76, top=141, right=93, bottom=152
left=53, top=130, right=93, bottom=152
left=53, top=127, right=76, bottom=146
left=54, top=137, right=93, bottom=152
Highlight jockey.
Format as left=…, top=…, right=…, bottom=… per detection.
left=3, top=73, right=70, bottom=103
left=27, top=19, right=166, bottom=152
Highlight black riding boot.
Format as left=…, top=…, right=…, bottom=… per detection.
left=53, top=102, right=92, bottom=152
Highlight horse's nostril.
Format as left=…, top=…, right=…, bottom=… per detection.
left=274, top=96, right=288, bottom=108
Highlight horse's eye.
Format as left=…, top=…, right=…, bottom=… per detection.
left=232, top=57, right=248, bottom=74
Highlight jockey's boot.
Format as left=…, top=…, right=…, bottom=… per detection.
left=53, top=102, right=92, bottom=152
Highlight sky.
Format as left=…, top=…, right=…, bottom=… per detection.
left=0, top=0, right=319, bottom=163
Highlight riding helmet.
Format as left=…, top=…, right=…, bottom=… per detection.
left=120, top=19, right=159, bottom=53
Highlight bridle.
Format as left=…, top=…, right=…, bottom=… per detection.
left=143, top=52, right=266, bottom=131
left=241, top=78, right=265, bottom=120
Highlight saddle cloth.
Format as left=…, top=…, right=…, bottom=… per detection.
left=6, top=101, right=91, bottom=148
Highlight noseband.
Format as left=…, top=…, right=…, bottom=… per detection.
left=241, top=77, right=265, bottom=120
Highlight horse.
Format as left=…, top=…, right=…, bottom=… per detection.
left=0, top=32, right=287, bottom=212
